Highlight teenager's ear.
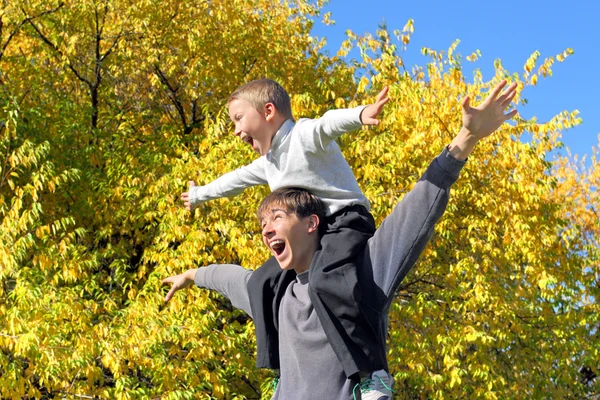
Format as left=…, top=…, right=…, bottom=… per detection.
left=307, top=214, right=320, bottom=234
left=264, top=102, right=276, bottom=121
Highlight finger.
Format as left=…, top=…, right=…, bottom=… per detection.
left=165, top=287, right=176, bottom=302
left=461, top=95, right=471, bottom=111
left=488, top=80, right=508, bottom=99
left=497, top=82, right=518, bottom=104
left=181, top=193, right=189, bottom=200
left=500, top=90, right=517, bottom=108
left=378, top=97, right=390, bottom=107
left=376, top=86, right=389, bottom=102
left=189, top=180, right=196, bottom=187
left=503, top=109, right=518, bottom=121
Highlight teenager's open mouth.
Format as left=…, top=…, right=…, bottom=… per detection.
left=243, top=136, right=254, bottom=147
left=270, top=239, right=285, bottom=256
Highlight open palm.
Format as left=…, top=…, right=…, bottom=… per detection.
left=462, top=80, right=518, bottom=140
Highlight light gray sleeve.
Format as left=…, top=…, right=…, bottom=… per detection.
left=188, top=157, right=268, bottom=209
left=362, top=148, right=466, bottom=311
left=300, top=106, right=366, bottom=151
left=194, top=264, right=253, bottom=318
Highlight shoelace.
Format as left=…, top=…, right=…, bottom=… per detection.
left=352, top=374, right=394, bottom=400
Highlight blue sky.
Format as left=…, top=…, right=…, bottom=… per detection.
left=311, top=0, right=599, bottom=166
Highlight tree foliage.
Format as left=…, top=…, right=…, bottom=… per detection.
left=0, top=1, right=598, bottom=398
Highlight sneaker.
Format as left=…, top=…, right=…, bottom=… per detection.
left=353, top=369, right=394, bottom=400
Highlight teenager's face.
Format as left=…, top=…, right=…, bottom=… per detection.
left=228, top=98, right=275, bottom=156
left=260, top=207, right=319, bottom=274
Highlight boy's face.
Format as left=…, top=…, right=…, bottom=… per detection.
left=260, top=206, right=319, bottom=274
left=229, top=98, right=275, bottom=156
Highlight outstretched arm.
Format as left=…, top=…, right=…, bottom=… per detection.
left=363, top=149, right=464, bottom=311
left=449, top=80, right=518, bottom=160
left=304, top=86, right=390, bottom=150
left=364, top=80, right=519, bottom=310
left=162, top=264, right=253, bottom=317
left=180, top=157, right=268, bottom=211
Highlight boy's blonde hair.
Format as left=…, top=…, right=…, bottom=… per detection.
left=228, top=78, right=293, bottom=120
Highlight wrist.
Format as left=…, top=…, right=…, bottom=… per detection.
left=358, top=105, right=368, bottom=125
left=448, top=127, right=480, bottom=160
left=184, top=268, right=198, bottom=282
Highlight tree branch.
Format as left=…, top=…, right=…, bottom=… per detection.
left=25, top=13, right=91, bottom=87
left=154, top=65, right=189, bottom=133
left=0, top=3, right=65, bottom=62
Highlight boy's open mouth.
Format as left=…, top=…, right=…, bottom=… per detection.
left=270, top=239, right=285, bottom=256
left=243, top=136, right=254, bottom=147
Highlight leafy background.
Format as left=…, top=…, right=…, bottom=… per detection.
left=1, top=0, right=598, bottom=398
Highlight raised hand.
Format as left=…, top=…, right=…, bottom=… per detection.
left=448, top=80, right=519, bottom=160
left=360, top=86, right=390, bottom=126
left=461, top=80, right=518, bottom=140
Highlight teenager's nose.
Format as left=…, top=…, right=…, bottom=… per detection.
left=262, top=221, right=274, bottom=237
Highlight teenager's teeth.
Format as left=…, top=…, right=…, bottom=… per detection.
left=270, top=240, right=285, bottom=255
left=271, top=240, right=284, bottom=248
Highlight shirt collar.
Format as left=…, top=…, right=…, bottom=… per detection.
left=269, top=119, right=295, bottom=153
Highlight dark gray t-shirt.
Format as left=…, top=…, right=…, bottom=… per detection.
left=273, top=270, right=354, bottom=399
left=194, top=149, right=466, bottom=399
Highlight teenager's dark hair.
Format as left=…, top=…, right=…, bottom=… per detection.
left=228, top=78, right=293, bottom=120
left=257, top=187, right=324, bottom=226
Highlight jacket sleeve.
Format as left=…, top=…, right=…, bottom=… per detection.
left=194, top=264, right=254, bottom=317
left=188, top=157, right=268, bottom=209
left=362, top=148, right=466, bottom=311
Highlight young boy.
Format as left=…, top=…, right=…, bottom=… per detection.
left=181, top=79, right=390, bottom=382
left=164, top=80, right=519, bottom=399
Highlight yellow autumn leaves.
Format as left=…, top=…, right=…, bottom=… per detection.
left=0, top=0, right=598, bottom=399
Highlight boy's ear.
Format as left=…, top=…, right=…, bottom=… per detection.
left=264, top=102, right=277, bottom=121
left=307, top=214, right=320, bottom=234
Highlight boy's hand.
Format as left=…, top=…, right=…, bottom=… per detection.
left=181, top=181, right=196, bottom=211
left=461, top=80, right=518, bottom=140
left=449, top=80, right=518, bottom=160
left=162, top=269, right=197, bottom=302
left=360, top=86, right=390, bottom=126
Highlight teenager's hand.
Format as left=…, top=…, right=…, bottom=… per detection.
left=181, top=180, right=196, bottom=211
left=461, top=80, right=518, bottom=140
left=360, top=86, right=390, bottom=126
left=162, top=269, right=197, bottom=302
left=448, top=80, right=518, bottom=160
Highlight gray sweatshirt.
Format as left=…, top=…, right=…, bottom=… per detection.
left=188, top=107, right=370, bottom=216
left=194, top=148, right=466, bottom=399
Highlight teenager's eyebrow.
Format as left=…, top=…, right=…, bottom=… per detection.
left=259, top=208, right=288, bottom=226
